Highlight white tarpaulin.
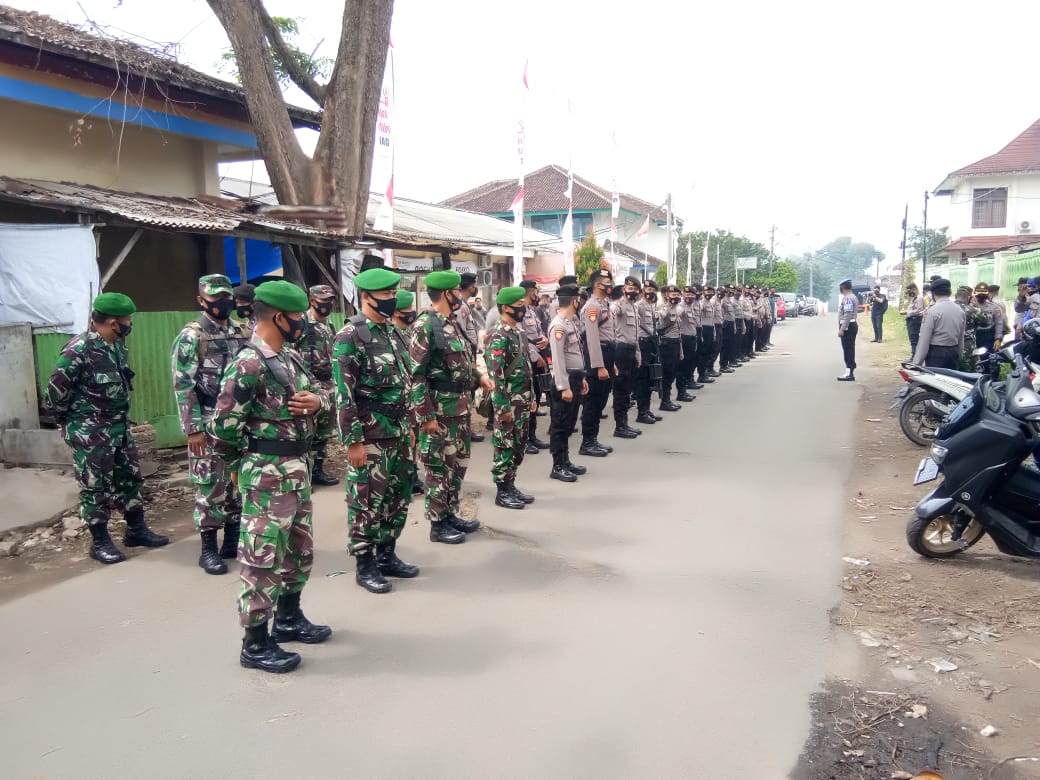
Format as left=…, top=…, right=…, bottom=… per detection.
left=0, top=224, right=98, bottom=334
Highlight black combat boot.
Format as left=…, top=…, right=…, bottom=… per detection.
left=530, top=436, right=550, bottom=450
left=495, top=483, right=526, bottom=510
left=88, top=523, right=125, bottom=565
left=375, top=538, right=421, bottom=578
left=578, top=439, right=609, bottom=457
left=508, top=481, right=535, bottom=504
left=690, top=381, right=705, bottom=390
left=709, top=369, right=722, bottom=377
left=430, top=519, right=466, bottom=544
left=471, top=431, right=485, bottom=443
left=271, top=591, right=332, bottom=644
left=593, top=440, right=613, bottom=453
left=613, top=424, right=638, bottom=439
left=446, top=513, right=480, bottom=533
left=550, top=454, right=577, bottom=483
left=219, top=521, right=240, bottom=559
left=311, top=457, right=339, bottom=487
left=198, top=530, right=228, bottom=575
left=525, top=442, right=540, bottom=454
left=240, top=622, right=301, bottom=673
left=122, top=507, right=169, bottom=548
left=355, top=549, right=393, bottom=592
left=412, top=478, right=426, bottom=495
left=699, top=373, right=715, bottom=384
left=677, top=390, right=696, bottom=402
left=635, top=409, right=657, bottom=425
left=564, top=458, right=587, bottom=476
left=659, top=391, right=681, bottom=412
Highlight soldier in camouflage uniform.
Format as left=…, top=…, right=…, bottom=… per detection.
left=954, top=285, right=988, bottom=371
left=392, top=289, right=425, bottom=497
left=233, top=283, right=256, bottom=338
left=409, top=270, right=494, bottom=544
left=333, top=268, right=419, bottom=594
left=298, top=284, right=340, bottom=487
left=171, top=274, right=248, bottom=575
left=485, top=286, right=536, bottom=510
left=45, top=293, right=168, bottom=565
left=209, top=280, right=331, bottom=674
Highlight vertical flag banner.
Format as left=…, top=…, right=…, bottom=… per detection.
left=512, top=60, right=528, bottom=285
left=686, top=235, right=692, bottom=286
left=563, top=164, right=575, bottom=276
left=372, top=41, right=395, bottom=265
left=635, top=214, right=650, bottom=239
left=701, top=233, right=709, bottom=286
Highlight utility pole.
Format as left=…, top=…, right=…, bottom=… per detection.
left=809, top=253, right=814, bottom=298
left=922, top=190, right=930, bottom=284
left=769, top=224, right=776, bottom=274
left=900, top=203, right=908, bottom=266
left=715, top=242, right=720, bottom=288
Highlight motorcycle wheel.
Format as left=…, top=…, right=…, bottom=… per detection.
left=899, top=389, right=948, bottom=447
left=906, top=512, right=985, bottom=558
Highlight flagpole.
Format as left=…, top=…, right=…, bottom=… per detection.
left=715, top=243, right=720, bottom=288
left=512, top=59, right=528, bottom=285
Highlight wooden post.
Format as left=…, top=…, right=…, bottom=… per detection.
left=236, top=236, right=247, bottom=284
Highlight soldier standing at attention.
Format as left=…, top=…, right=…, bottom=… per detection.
left=709, top=286, right=725, bottom=376
left=634, top=280, right=662, bottom=425
left=172, top=273, right=248, bottom=575
left=410, top=270, right=494, bottom=544
left=656, top=285, right=684, bottom=412
left=719, top=287, right=737, bottom=373
left=210, top=280, right=331, bottom=674
left=453, top=272, right=485, bottom=444
left=333, top=269, right=418, bottom=594
left=579, top=269, right=615, bottom=458
left=611, top=276, right=643, bottom=438
left=697, top=286, right=717, bottom=385
left=677, top=285, right=701, bottom=401
left=519, top=279, right=551, bottom=454
left=298, top=284, right=340, bottom=487
left=836, top=279, right=859, bottom=381
left=548, top=283, right=589, bottom=482
left=391, top=289, right=425, bottom=497
left=46, top=292, right=169, bottom=565
left=486, top=286, right=536, bottom=509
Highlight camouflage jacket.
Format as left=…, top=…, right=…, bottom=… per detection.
left=409, top=310, right=482, bottom=422
left=171, top=314, right=248, bottom=435
left=298, top=312, right=336, bottom=383
left=45, top=331, right=134, bottom=446
left=390, top=325, right=414, bottom=376
left=485, top=320, right=533, bottom=413
left=333, top=316, right=411, bottom=444
left=208, top=333, right=331, bottom=483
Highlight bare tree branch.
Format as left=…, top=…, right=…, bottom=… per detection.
left=256, top=3, right=327, bottom=107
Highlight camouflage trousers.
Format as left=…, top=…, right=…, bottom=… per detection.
left=68, top=425, right=144, bottom=526
left=189, top=433, right=241, bottom=532
left=418, top=415, right=471, bottom=523
left=237, top=457, right=314, bottom=628
left=310, top=379, right=336, bottom=460
left=961, top=329, right=979, bottom=372
left=491, top=401, right=531, bottom=485
left=346, top=436, right=412, bottom=555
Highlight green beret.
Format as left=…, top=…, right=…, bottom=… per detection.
left=355, top=268, right=401, bottom=292
left=254, top=280, right=309, bottom=313
left=198, top=274, right=233, bottom=296
left=496, top=286, right=526, bottom=305
left=395, top=290, right=415, bottom=310
left=92, top=292, right=136, bottom=317
left=424, top=270, right=462, bottom=290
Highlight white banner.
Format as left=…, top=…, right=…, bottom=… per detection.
left=736, top=256, right=758, bottom=270
left=372, top=44, right=394, bottom=239
left=394, top=256, right=477, bottom=275
left=0, top=224, right=98, bottom=334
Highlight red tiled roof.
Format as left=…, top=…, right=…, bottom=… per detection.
left=441, top=165, right=670, bottom=223
left=941, top=234, right=1040, bottom=255
left=936, top=118, right=1040, bottom=193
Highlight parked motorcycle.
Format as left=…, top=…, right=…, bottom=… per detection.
left=906, top=336, right=1040, bottom=560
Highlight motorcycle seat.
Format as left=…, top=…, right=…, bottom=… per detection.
left=928, top=367, right=983, bottom=383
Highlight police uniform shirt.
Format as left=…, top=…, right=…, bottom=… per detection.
left=838, top=292, right=858, bottom=332
left=454, top=299, right=480, bottom=353
left=679, top=301, right=699, bottom=335
left=580, top=294, right=614, bottom=369
left=521, top=306, right=544, bottom=362
left=613, top=298, right=643, bottom=362
left=656, top=301, right=681, bottom=340
left=636, top=298, right=657, bottom=338
left=722, top=296, right=736, bottom=322
left=913, top=298, right=967, bottom=364
left=548, top=312, right=585, bottom=390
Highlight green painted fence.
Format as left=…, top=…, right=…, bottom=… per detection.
left=1006, top=250, right=1040, bottom=285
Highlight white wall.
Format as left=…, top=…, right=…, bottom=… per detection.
left=947, top=174, right=1040, bottom=240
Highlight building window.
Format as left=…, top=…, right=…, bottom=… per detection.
left=529, top=212, right=595, bottom=240
left=972, top=187, right=1007, bottom=229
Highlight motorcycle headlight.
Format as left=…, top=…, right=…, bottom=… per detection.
left=930, top=444, right=948, bottom=464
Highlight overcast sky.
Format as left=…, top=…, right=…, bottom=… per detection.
left=18, top=0, right=1040, bottom=270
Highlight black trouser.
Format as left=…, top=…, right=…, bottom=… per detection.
left=906, top=317, right=922, bottom=356
left=756, top=321, right=769, bottom=351
left=699, top=326, right=716, bottom=379
left=659, top=338, right=681, bottom=401
left=635, top=337, right=659, bottom=412
left=550, top=371, right=584, bottom=463
left=743, top=319, right=754, bottom=356
left=529, top=362, right=546, bottom=442
left=613, top=344, right=638, bottom=425
left=679, top=335, right=698, bottom=390
left=871, top=313, right=884, bottom=342
left=581, top=342, right=615, bottom=443
left=975, top=327, right=996, bottom=354
left=721, top=321, right=736, bottom=367
left=923, top=344, right=960, bottom=370
left=840, top=322, right=858, bottom=371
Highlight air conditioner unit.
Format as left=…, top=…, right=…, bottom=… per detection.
left=1019, top=220, right=1032, bottom=234
left=479, top=270, right=493, bottom=286
left=476, top=255, right=493, bottom=270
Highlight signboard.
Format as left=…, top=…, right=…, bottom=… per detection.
left=393, top=255, right=477, bottom=275
left=736, top=257, right=758, bottom=270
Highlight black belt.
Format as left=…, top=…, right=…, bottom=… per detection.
left=615, top=342, right=637, bottom=352
left=247, top=437, right=312, bottom=456
left=358, top=398, right=406, bottom=420
left=601, top=341, right=617, bottom=347
left=429, top=379, right=467, bottom=393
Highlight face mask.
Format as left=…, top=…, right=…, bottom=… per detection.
left=670, top=297, right=681, bottom=305
left=204, top=298, right=234, bottom=321
left=646, top=293, right=657, bottom=303
left=397, top=311, right=417, bottom=326
left=276, top=313, right=307, bottom=343
left=372, top=296, right=398, bottom=319
left=509, top=305, right=527, bottom=320
left=236, top=304, right=253, bottom=319
left=445, top=291, right=463, bottom=312
left=684, top=297, right=694, bottom=305
left=314, top=302, right=334, bottom=318
left=625, top=291, right=639, bottom=301
left=117, top=322, right=132, bottom=338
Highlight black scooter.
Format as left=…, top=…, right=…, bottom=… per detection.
left=907, top=348, right=1040, bottom=559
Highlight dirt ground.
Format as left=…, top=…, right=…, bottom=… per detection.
left=795, top=325, right=1040, bottom=779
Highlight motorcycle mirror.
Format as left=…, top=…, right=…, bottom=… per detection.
left=973, top=347, right=988, bottom=356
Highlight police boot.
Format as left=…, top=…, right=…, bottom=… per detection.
left=613, top=422, right=638, bottom=439
left=311, top=457, right=339, bottom=487
left=198, top=530, right=228, bottom=575
left=635, top=409, right=657, bottom=425
left=88, top=523, right=126, bottom=565
left=495, top=482, right=526, bottom=510
left=375, top=538, right=421, bottom=578
left=550, top=454, right=577, bottom=483
left=530, top=436, right=550, bottom=450
left=564, top=457, right=587, bottom=476
left=525, top=442, right=540, bottom=454
left=677, top=387, right=696, bottom=402
left=355, top=549, right=393, bottom=592
left=219, top=521, right=240, bottom=559
left=659, top=391, right=681, bottom=412
left=122, top=507, right=169, bottom=548
left=271, top=591, right=332, bottom=644
left=240, top=622, right=301, bottom=674
left=690, top=381, right=705, bottom=390
left=709, top=369, right=722, bottom=377
left=430, top=519, right=466, bottom=544
left=699, top=372, right=715, bottom=384
left=446, top=513, right=481, bottom=533
left=579, top=439, right=609, bottom=457
left=508, top=481, right=535, bottom=504
left=412, top=477, right=426, bottom=495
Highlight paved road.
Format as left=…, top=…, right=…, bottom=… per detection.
left=2, top=316, right=861, bottom=779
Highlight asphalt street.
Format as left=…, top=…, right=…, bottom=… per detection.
left=2, top=315, right=861, bottom=779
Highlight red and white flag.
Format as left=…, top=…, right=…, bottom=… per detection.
left=372, top=40, right=395, bottom=268
left=635, top=214, right=650, bottom=239
left=510, top=187, right=524, bottom=216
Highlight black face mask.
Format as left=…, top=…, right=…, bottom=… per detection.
left=645, top=293, right=657, bottom=302
left=625, top=291, right=639, bottom=301
left=670, top=297, right=681, bottom=305
left=397, top=311, right=417, bottom=326
left=203, top=298, right=234, bottom=321
left=372, top=296, right=398, bottom=320
left=683, top=297, right=694, bottom=305
left=276, top=313, right=307, bottom=343
left=445, top=291, right=463, bottom=312
left=509, top=305, right=527, bottom=320
left=314, top=302, right=334, bottom=318
left=117, top=322, right=132, bottom=338
left=236, top=304, right=253, bottom=319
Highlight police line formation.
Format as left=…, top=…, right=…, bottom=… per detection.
left=44, top=268, right=783, bottom=674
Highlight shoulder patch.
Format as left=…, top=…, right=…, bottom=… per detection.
left=555, top=327, right=564, bottom=341
left=588, top=308, right=598, bottom=323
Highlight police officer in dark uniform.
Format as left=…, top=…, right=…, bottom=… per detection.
left=635, top=280, right=663, bottom=425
